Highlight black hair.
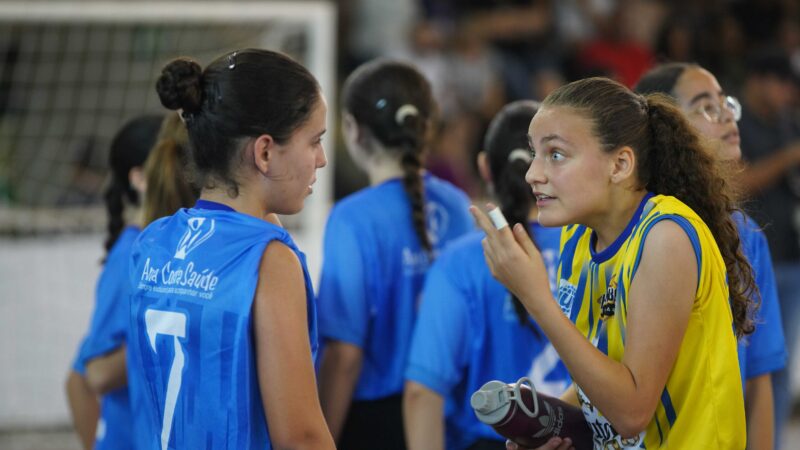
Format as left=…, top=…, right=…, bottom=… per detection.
left=484, top=100, right=542, bottom=332
left=633, top=62, right=696, bottom=97
left=156, top=48, right=321, bottom=196
left=543, top=77, right=757, bottom=337
left=104, top=114, right=163, bottom=255
left=342, top=59, right=436, bottom=253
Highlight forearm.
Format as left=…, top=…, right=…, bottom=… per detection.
left=745, top=374, right=774, bottom=450
left=318, top=342, right=363, bottom=442
left=403, top=382, right=445, bottom=450
left=85, top=346, right=127, bottom=395
left=739, top=145, right=800, bottom=195
left=65, top=370, right=99, bottom=450
left=522, top=297, right=651, bottom=437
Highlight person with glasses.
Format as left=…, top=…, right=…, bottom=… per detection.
left=635, top=62, right=787, bottom=450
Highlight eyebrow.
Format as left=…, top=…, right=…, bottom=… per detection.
left=688, top=89, right=724, bottom=106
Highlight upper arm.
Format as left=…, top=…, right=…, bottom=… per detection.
left=317, top=210, right=370, bottom=346
left=622, top=219, right=696, bottom=413
left=405, top=259, right=470, bottom=396
left=254, top=240, right=326, bottom=442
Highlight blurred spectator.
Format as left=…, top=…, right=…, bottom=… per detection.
left=737, top=48, right=800, bottom=448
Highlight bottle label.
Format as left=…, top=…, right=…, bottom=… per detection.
left=576, top=385, right=644, bottom=449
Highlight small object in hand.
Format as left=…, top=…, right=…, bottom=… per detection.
left=489, top=207, right=509, bottom=230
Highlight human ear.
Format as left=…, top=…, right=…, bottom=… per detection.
left=252, top=134, right=275, bottom=176
left=610, top=146, right=635, bottom=184
left=129, top=166, right=146, bottom=194
left=477, top=151, right=492, bottom=185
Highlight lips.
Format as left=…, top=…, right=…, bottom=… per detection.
left=721, top=130, right=740, bottom=143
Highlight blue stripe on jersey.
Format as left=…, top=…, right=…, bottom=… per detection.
left=631, top=215, right=703, bottom=291
left=560, top=225, right=585, bottom=280
left=661, top=388, right=677, bottom=426
left=655, top=414, right=664, bottom=446
left=569, top=264, right=589, bottom=324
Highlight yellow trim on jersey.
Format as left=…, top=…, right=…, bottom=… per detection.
left=556, top=194, right=745, bottom=449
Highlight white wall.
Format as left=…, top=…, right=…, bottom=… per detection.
left=0, top=234, right=102, bottom=428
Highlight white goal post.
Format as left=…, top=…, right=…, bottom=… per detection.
left=0, top=1, right=336, bottom=428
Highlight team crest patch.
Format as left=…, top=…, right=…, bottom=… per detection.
left=598, top=278, right=618, bottom=320
left=557, top=279, right=576, bottom=318
left=175, top=217, right=215, bottom=260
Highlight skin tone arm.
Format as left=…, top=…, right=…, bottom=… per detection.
left=403, top=381, right=445, bottom=450
left=471, top=207, right=696, bottom=438
left=84, top=346, right=127, bottom=395
left=738, top=141, right=800, bottom=195
left=745, top=374, right=775, bottom=450
left=318, top=340, right=363, bottom=442
left=254, top=241, right=335, bottom=450
left=65, top=370, right=99, bottom=450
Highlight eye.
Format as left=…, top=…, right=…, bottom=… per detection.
left=550, top=150, right=565, bottom=162
left=529, top=148, right=537, bottom=159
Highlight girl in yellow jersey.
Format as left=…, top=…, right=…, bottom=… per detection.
left=471, top=77, right=757, bottom=450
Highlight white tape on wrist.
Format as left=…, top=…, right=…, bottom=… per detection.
left=488, top=207, right=509, bottom=230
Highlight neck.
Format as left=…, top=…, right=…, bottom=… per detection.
left=369, top=162, right=407, bottom=186
left=589, top=189, right=647, bottom=252
left=200, top=186, right=272, bottom=222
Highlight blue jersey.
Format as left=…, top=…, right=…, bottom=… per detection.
left=127, top=200, right=317, bottom=450
left=317, top=174, right=473, bottom=399
left=734, top=212, right=787, bottom=382
left=72, top=225, right=139, bottom=450
left=406, top=225, right=570, bottom=450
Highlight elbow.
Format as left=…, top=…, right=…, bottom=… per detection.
left=84, top=364, right=114, bottom=395
left=610, top=410, right=652, bottom=439
left=403, top=381, right=434, bottom=408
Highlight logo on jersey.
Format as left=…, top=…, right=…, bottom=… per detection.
left=597, top=278, right=618, bottom=320
left=557, top=279, right=577, bottom=318
left=175, top=217, right=215, bottom=259
left=425, top=201, right=449, bottom=246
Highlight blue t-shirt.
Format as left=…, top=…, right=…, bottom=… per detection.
left=734, top=212, right=787, bottom=383
left=127, top=200, right=317, bottom=450
left=317, top=174, right=473, bottom=400
left=72, top=225, right=139, bottom=450
left=406, top=224, right=570, bottom=450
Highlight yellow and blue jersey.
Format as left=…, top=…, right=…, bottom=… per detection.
left=557, top=194, right=745, bottom=449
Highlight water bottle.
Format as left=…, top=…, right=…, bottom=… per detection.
left=471, top=377, right=594, bottom=449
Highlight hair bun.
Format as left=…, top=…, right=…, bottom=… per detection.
left=156, top=58, right=204, bottom=113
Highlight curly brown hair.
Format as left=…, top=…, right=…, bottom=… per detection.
left=543, top=77, right=757, bottom=337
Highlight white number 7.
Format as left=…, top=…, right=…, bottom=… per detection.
left=145, top=309, right=187, bottom=450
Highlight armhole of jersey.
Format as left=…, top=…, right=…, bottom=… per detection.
left=631, top=215, right=702, bottom=293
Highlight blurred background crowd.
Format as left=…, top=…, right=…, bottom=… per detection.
left=333, top=0, right=800, bottom=202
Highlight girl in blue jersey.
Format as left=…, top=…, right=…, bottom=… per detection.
left=404, top=100, right=570, bottom=450
left=635, top=63, right=787, bottom=450
left=317, top=59, right=473, bottom=450
left=127, top=49, right=333, bottom=450
left=65, top=114, right=162, bottom=450
left=472, top=78, right=758, bottom=450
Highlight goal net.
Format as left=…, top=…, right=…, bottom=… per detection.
left=0, top=1, right=336, bottom=428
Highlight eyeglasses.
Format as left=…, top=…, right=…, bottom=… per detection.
left=691, top=95, right=742, bottom=124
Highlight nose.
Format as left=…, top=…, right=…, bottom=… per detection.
left=525, top=156, right=545, bottom=186
left=317, top=144, right=328, bottom=168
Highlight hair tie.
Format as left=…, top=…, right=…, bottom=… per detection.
left=639, top=95, right=650, bottom=115
left=507, top=148, right=532, bottom=164
left=395, top=104, right=419, bottom=125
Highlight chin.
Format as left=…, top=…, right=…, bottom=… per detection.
left=537, top=211, right=568, bottom=228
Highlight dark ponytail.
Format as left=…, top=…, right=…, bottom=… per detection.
left=642, top=97, right=757, bottom=336
left=484, top=100, right=541, bottom=330
left=543, top=77, right=757, bottom=337
left=103, top=114, right=163, bottom=257
left=342, top=59, right=436, bottom=253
